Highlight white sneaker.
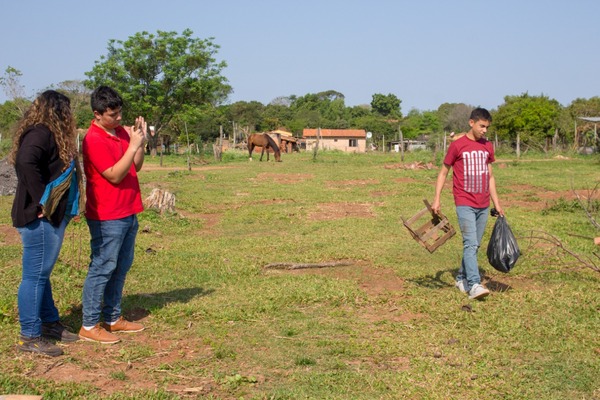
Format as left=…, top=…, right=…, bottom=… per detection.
left=455, top=279, right=467, bottom=293
left=468, top=283, right=490, bottom=300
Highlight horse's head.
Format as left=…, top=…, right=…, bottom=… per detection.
left=263, top=134, right=282, bottom=162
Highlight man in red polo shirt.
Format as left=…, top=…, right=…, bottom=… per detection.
left=80, top=86, right=147, bottom=344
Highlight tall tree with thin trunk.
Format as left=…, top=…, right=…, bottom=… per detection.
left=85, top=29, right=232, bottom=153
left=0, top=66, right=30, bottom=118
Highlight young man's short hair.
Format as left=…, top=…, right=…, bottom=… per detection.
left=470, top=107, right=492, bottom=122
left=91, top=86, right=123, bottom=114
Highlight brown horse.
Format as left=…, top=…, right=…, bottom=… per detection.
left=248, top=133, right=281, bottom=162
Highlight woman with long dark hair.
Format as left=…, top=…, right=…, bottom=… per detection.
left=10, top=90, right=84, bottom=356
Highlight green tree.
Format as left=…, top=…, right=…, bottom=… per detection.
left=0, top=66, right=30, bottom=120
left=85, top=29, right=232, bottom=151
left=49, top=80, right=93, bottom=128
left=225, top=101, right=265, bottom=138
left=400, top=109, right=441, bottom=140
left=437, top=102, right=473, bottom=133
left=567, top=97, right=600, bottom=148
left=269, top=96, right=293, bottom=107
left=353, top=114, right=397, bottom=148
left=568, top=97, right=600, bottom=117
left=348, top=104, right=371, bottom=120
left=554, top=107, right=574, bottom=149
left=0, top=100, right=23, bottom=140
left=370, top=93, right=402, bottom=118
left=493, top=93, right=561, bottom=151
left=172, top=104, right=222, bottom=149
left=261, top=103, right=294, bottom=132
left=287, top=91, right=348, bottom=129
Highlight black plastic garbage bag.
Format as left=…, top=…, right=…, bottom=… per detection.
left=486, top=216, right=520, bottom=273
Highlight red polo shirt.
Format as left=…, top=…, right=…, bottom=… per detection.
left=82, top=122, right=143, bottom=220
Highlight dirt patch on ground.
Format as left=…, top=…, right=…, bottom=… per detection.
left=0, top=224, right=20, bottom=245
left=501, top=184, right=600, bottom=211
left=482, top=273, right=547, bottom=293
left=178, top=212, right=223, bottom=233
left=25, top=330, right=220, bottom=398
left=282, top=262, right=404, bottom=298
left=271, top=261, right=421, bottom=325
left=308, top=202, right=381, bottom=221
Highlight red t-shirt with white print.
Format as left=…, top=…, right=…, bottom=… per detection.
left=443, top=135, right=495, bottom=208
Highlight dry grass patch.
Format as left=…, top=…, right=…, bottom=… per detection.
left=251, top=172, right=314, bottom=184
left=308, top=202, right=381, bottom=221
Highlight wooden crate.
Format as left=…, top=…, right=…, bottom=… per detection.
left=402, top=199, right=456, bottom=253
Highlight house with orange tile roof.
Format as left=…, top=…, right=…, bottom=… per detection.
left=302, top=129, right=366, bottom=153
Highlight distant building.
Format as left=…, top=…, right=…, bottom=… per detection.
left=388, top=134, right=429, bottom=152
left=302, top=129, right=366, bottom=153
left=269, top=130, right=298, bottom=153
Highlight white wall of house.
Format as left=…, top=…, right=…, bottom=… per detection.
left=305, top=138, right=366, bottom=153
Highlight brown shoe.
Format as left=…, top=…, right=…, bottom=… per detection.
left=79, top=324, right=120, bottom=344
left=102, top=316, right=145, bottom=333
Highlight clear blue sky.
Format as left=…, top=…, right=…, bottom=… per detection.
left=1, top=0, right=598, bottom=112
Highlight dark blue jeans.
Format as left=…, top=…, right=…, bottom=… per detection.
left=17, top=217, right=69, bottom=338
left=456, top=206, right=489, bottom=291
left=82, top=215, right=138, bottom=327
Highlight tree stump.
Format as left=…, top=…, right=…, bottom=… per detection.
left=144, top=188, right=176, bottom=213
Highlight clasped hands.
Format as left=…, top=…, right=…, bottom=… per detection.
left=128, top=116, right=149, bottom=150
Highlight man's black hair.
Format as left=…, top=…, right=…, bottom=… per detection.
left=90, top=86, right=123, bottom=114
left=469, top=107, right=492, bottom=122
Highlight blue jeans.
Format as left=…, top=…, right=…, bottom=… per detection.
left=455, top=206, right=489, bottom=291
left=82, top=215, right=138, bottom=327
left=17, top=217, right=69, bottom=338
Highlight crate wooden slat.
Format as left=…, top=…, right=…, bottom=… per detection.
left=402, top=199, right=456, bottom=253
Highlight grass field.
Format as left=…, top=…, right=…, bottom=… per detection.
left=0, top=150, right=599, bottom=399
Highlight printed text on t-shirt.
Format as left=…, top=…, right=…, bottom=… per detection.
left=462, top=150, right=490, bottom=194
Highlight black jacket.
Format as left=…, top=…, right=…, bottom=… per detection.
left=11, top=124, right=69, bottom=227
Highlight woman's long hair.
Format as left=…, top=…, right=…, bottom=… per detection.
left=8, top=90, right=77, bottom=170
